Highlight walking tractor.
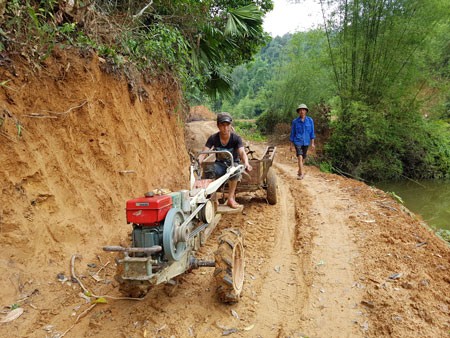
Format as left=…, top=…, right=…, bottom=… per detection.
left=103, top=151, right=245, bottom=303
left=203, top=145, right=277, bottom=205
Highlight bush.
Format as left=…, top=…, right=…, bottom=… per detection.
left=325, top=100, right=450, bottom=181
left=319, top=161, right=333, bottom=173
left=256, top=110, right=289, bottom=134
left=233, top=120, right=266, bottom=142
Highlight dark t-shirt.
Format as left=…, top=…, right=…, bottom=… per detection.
left=205, top=132, right=243, bottom=164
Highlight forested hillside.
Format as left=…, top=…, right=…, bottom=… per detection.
left=214, top=0, right=450, bottom=181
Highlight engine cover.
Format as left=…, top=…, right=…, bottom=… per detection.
left=126, top=195, right=172, bottom=226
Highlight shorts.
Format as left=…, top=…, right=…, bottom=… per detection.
left=295, top=145, right=309, bottom=159
left=205, top=161, right=241, bottom=181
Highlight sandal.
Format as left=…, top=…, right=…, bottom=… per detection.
left=297, top=174, right=304, bottom=180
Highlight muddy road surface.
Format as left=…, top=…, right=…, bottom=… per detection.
left=1, top=121, right=449, bottom=338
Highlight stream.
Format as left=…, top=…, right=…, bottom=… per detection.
left=375, top=179, right=450, bottom=231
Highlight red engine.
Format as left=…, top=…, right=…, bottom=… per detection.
left=126, top=194, right=172, bottom=226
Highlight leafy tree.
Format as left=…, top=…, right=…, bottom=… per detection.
left=320, top=0, right=449, bottom=107
left=258, top=29, right=335, bottom=132
left=320, top=0, right=450, bottom=180
left=217, top=29, right=335, bottom=127
left=143, top=0, right=273, bottom=97
left=419, top=20, right=450, bottom=121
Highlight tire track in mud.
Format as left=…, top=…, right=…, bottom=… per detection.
left=276, top=161, right=364, bottom=337
left=251, top=172, right=309, bottom=336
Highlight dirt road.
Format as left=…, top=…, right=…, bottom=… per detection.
left=1, top=117, right=449, bottom=337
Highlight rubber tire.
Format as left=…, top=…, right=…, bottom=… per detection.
left=266, top=167, right=277, bottom=205
left=214, top=229, right=245, bottom=304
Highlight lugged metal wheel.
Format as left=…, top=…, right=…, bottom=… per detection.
left=163, top=208, right=187, bottom=261
left=214, top=229, right=245, bottom=303
left=266, top=167, right=277, bottom=205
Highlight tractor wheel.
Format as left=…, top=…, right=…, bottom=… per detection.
left=266, top=167, right=277, bottom=205
left=214, top=229, right=245, bottom=304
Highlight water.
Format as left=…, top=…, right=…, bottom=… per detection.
left=375, top=180, right=450, bottom=231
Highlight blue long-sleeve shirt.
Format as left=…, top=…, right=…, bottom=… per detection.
left=290, top=116, right=315, bottom=146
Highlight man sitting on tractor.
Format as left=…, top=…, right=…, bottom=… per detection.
left=199, top=112, right=252, bottom=209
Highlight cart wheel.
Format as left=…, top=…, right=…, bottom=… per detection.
left=266, top=167, right=277, bottom=205
left=214, top=229, right=245, bottom=303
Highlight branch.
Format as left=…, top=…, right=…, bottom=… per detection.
left=70, top=254, right=144, bottom=301
left=23, top=114, right=58, bottom=119
left=133, top=1, right=153, bottom=19
left=59, top=303, right=97, bottom=338
left=45, top=100, right=88, bottom=116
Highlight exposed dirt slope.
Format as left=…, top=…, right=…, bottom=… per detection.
left=0, top=54, right=449, bottom=338
left=0, top=48, right=189, bottom=311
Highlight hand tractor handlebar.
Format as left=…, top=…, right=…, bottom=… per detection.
left=191, top=150, right=245, bottom=196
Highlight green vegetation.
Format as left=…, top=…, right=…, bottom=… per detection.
left=0, top=0, right=273, bottom=97
left=233, top=120, right=266, bottom=142
left=318, top=161, right=333, bottom=174
left=387, top=191, right=404, bottom=205
left=211, top=0, right=450, bottom=182
left=436, top=229, right=450, bottom=245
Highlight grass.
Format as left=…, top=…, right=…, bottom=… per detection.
left=435, top=228, right=450, bottom=245
left=233, top=120, right=266, bottom=142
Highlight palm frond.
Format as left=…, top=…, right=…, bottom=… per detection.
left=205, top=69, right=232, bottom=98
left=225, top=4, right=263, bottom=37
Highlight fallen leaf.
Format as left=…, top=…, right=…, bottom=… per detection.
left=222, top=328, right=238, bottom=336
left=388, top=272, right=402, bottom=280
left=93, top=297, right=107, bottom=304
left=91, top=274, right=103, bottom=282
left=231, top=309, right=239, bottom=319
left=1, top=308, right=24, bottom=323
left=243, top=324, right=255, bottom=331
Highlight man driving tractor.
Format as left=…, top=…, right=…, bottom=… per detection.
left=199, top=112, right=252, bottom=209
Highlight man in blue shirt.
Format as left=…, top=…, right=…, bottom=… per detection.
left=290, top=104, right=315, bottom=180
